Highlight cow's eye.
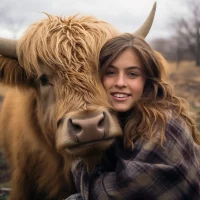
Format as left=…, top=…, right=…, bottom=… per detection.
left=39, top=74, right=49, bottom=86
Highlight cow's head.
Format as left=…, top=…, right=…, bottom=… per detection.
left=0, top=3, right=156, bottom=162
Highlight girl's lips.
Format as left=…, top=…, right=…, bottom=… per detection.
left=111, top=92, right=131, bottom=101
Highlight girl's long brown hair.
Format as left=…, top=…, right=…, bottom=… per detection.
left=99, top=33, right=200, bottom=148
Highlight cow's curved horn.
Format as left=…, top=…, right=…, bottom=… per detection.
left=0, top=37, right=17, bottom=59
left=133, top=2, right=157, bottom=38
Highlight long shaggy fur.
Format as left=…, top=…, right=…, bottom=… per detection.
left=0, top=56, right=32, bottom=88
left=17, top=14, right=119, bottom=75
left=0, top=14, right=120, bottom=200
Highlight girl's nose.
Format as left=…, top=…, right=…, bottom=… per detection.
left=115, top=74, right=127, bottom=87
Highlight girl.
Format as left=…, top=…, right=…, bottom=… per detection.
left=70, top=33, right=200, bottom=200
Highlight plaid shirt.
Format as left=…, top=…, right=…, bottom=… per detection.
left=72, top=117, right=200, bottom=200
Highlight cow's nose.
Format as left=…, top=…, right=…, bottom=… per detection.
left=68, top=112, right=107, bottom=143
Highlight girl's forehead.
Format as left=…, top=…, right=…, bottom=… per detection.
left=110, top=49, right=143, bottom=68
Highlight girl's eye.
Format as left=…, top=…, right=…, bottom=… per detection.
left=104, top=70, right=116, bottom=76
left=128, top=72, right=138, bottom=78
left=39, top=74, right=49, bottom=86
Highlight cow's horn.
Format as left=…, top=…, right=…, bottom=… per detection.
left=133, top=2, right=157, bottom=38
left=0, top=37, right=17, bottom=59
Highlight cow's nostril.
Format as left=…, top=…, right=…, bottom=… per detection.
left=73, top=124, right=82, bottom=132
left=68, top=118, right=82, bottom=134
left=97, top=112, right=105, bottom=129
left=57, top=117, right=64, bottom=128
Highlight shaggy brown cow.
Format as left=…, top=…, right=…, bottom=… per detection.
left=0, top=4, right=156, bottom=200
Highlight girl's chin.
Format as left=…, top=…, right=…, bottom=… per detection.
left=114, top=106, right=132, bottom=113
left=112, top=102, right=134, bottom=112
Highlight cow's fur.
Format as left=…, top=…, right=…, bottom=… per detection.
left=0, top=15, right=122, bottom=200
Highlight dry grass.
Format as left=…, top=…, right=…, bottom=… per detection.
left=166, top=61, right=200, bottom=131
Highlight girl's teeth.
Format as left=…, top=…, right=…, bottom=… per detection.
left=113, top=93, right=128, bottom=98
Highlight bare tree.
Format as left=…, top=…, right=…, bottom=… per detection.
left=150, top=38, right=175, bottom=60
left=172, top=0, right=200, bottom=66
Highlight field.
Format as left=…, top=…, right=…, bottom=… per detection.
left=166, top=61, right=200, bottom=131
left=0, top=61, right=199, bottom=198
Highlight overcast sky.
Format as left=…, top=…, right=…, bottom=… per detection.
left=0, top=0, right=190, bottom=41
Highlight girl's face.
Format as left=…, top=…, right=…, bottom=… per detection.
left=102, top=48, right=146, bottom=112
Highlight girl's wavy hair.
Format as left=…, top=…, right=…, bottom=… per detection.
left=99, top=33, right=200, bottom=148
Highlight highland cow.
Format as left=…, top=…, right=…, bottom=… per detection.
left=0, top=3, right=156, bottom=200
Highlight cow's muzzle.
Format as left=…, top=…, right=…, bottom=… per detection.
left=56, top=108, right=122, bottom=155
left=68, top=112, right=107, bottom=143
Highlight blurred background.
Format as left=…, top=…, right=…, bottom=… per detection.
left=0, top=0, right=199, bottom=198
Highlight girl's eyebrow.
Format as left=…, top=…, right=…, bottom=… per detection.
left=107, top=65, right=115, bottom=68
left=109, top=65, right=142, bottom=70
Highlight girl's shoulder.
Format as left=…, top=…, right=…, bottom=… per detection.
left=165, top=110, right=190, bottom=137
left=164, top=111, right=199, bottom=151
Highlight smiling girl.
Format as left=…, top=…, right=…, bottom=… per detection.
left=71, top=33, right=200, bottom=200
left=101, top=48, right=146, bottom=112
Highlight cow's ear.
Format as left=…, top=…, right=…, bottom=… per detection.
left=0, top=56, right=34, bottom=89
